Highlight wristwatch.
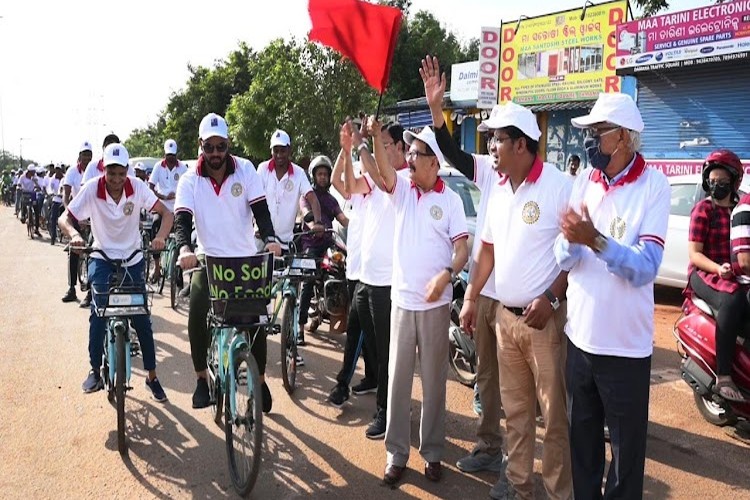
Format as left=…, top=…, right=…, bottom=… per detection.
left=263, top=235, right=277, bottom=245
left=543, top=289, right=560, bottom=310
left=593, top=233, right=608, bottom=253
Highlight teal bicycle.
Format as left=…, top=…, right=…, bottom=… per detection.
left=157, top=233, right=182, bottom=308
left=204, top=253, right=275, bottom=496
left=86, top=247, right=153, bottom=455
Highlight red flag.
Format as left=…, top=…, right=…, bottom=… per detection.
left=308, top=0, right=402, bottom=94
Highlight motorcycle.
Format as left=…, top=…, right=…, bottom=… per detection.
left=449, top=269, right=477, bottom=386
left=673, top=295, right=750, bottom=426
left=308, top=234, right=349, bottom=334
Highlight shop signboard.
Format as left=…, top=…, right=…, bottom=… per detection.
left=478, top=27, right=501, bottom=108
left=616, top=0, right=750, bottom=74
left=499, top=0, right=627, bottom=105
left=647, top=158, right=750, bottom=177
left=450, top=61, right=480, bottom=103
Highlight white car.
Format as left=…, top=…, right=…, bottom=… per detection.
left=656, top=174, right=750, bottom=288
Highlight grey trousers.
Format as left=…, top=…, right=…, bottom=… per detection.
left=385, top=304, right=450, bottom=467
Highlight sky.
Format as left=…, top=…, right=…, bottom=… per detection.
left=0, top=0, right=710, bottom=164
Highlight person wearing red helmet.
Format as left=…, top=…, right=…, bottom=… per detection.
left=687, top=149, right=747, bottom=402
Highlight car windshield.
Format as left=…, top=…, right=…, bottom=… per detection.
left=441, top=175, right=480, bottom=218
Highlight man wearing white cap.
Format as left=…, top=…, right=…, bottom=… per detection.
left=555, top=93, right=669, bottom=499
left=133, top=162, right=149, bottom=182
left=147, top=139, right=188, bottom=283
left=81, top=134, right=135, bottom=184
left=175, top=112, right=281, bottom=413
left=421, top=54, right=507, bottom=476
left=61, top=141, right=94, bottom=303
left=59, top=143, right=173, bottom=401
left=372, top=120, right=469, bottom=485
left=257, top=129, right=323, bottom=251
left=19, top=164, right=41, bottom=235
left=460, top=102, right=572, bottom=500
left=46, top=164, right=65, bottom=245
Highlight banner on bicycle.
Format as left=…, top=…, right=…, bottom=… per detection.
left=205, top=253, right=275, bottom=299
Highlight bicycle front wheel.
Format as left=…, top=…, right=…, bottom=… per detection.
left=225, top=349, right=262, bottom=497
left=279, top=296, right=297, bottom=395
left=115, top=326, right=127, bottom=454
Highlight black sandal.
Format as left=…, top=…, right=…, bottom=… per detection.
left=713, top=380, right=746, bottom=403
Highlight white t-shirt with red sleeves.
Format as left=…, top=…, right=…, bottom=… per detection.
left=470, top=155, right=501, bottom=301
left=174, top=155, right=266, bottom=258
left=389, top=175, right=469, bottom=311
left=68, top=176, right=158, bottom=265
left=257, top=160, right=313, bottom=245
left=564, top=156, right=670, bottom=357
left=358, top=168, right=411, bottom=287
left=481, top=159, right=572, bottom=308
left=149, top=160, right=189, bottom=212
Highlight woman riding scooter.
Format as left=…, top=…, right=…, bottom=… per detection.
left=686, top=149, right=748, bottom=402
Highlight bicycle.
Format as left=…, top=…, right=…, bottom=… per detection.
left=84, top=247, right=154, bottom=455
left=76, top=221, right=92, bottom=291
left=202, top=252, right=275, bottom=496
left=157, top=233, right=182, bottom=308
left=21, top=193, right=36, bottom=239
left=139, top=213, right=154, bottom=282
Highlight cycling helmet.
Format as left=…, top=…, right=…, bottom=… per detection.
left=309, top=155, right=333, bottom=179
left=701, top=149, right=744, bottom=192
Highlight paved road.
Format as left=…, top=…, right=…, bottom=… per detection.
left=0, top=206, right=748, bottom=499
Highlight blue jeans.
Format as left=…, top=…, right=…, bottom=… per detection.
left=88, top=258, right=156, bottom=372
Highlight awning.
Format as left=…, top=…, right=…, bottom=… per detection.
left=527, top=100, right=596, bottom=112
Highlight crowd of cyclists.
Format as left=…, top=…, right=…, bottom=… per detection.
left=10, top=54, right=742, bottom=500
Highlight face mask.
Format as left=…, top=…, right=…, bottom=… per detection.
left=709, top=183, right=731, bottom=201
left=584, top=136, right=611, bottom=171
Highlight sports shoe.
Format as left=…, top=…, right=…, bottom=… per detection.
left=295, top=353, right=305, bottom=367
left=79, top=291, right=92, bottom=309
left=456, top=450, right=507, bottom=473
left=472, top=382, right=482, bottom=416
left=352, top=378, right=378, bottom=395
left=327, top=384, right=350, bottom=408
left=146, top=377, right=168, bottom=402
left=82, top=370, right=103, bottom=393
left=262, top=382, right=272, bottom=414
left=61, top=288, right=77, bottom=303
left=192, top=378, right=211, bottom=408
left=366, top=407, right=386, bottom=440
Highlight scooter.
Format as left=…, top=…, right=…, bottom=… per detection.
left=308, top=235, right=349, bottom=334
left=673, top=295, right=750, bottom=426
left=448, top=269, right=477, bottom=386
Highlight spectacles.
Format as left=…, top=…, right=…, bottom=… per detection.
left=708, top=179, right=731, bottom=188
left=585, top=127, right=620, bottom=138
left=486, top=133, right=515, bottom=148
left=406, top=150, right=435, bottom=160
left=202, top=142, right=228, bottom=154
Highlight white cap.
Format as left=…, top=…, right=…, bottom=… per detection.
left=403, top=126, right=445, bottom=165
left=199, top=113, right=229, bottom=140
left=79, top=140, right=93, bottom=153
left=164, top=139, right=178, bottom=155
left=26, top=164, right=36, bottom=172
left=102, top=143, right=129, bottom=167
left=134, top=161, right=146, bottom=172
left=270, top=129, right=291, bottom=148
left=477, top=102, right=542, bottom=141
left=571, top=93, right=644, bottom=132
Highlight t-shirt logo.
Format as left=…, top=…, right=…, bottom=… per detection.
left=174, top=173, right=179, bottom=181
left=521, top=201, right=540, bottom=224
left=430, top=205, right=443, bottom=220
left=231, top=182, right=243, bottom=197
left=610, top=216, right=627, bottom=240
left=123, top=201, right=134, bottom=216
left=284, top=179, right=294, bottom=192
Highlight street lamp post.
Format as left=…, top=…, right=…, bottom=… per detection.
left=19, top=137, right=30, bottom=167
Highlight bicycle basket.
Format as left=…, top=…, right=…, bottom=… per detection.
left=91, top=284, right=153, bottom=318
left=280, top=254, right=321, bottom=282
left=205, top=253, right=275, bottom=324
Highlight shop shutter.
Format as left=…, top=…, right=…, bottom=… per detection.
left=637, top=60, right=750, bottom=160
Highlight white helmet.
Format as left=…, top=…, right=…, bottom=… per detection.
left=308, top=155, right=332, bottom=179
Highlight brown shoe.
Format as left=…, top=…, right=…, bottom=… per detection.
left=383, top=464, right=406, bottom=485
left=424, top=462, right=442, bottom=482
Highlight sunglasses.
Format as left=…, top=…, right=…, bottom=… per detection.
left=202, top=142, right=228, bottom=154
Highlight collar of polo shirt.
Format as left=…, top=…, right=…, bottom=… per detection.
left=499, top=156, right=543, bottom=186
left=589, top=153, right=646, bottom=191
left=96, top=176, right=134, bottom=200
left=267, top=158, right=294, bottom=176
left=410, top=177, right=446, bottom=194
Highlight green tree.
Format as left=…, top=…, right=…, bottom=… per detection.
left=634, top=0, right=727, bottom=17
left=124, top=117, right=166, bottom=158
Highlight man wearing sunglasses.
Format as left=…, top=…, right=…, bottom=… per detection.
left=174, top=113, right=281, bottom=414
left=555, top=93, right=670, bottom=499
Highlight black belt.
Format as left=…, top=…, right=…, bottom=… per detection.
left=506, top=306, right=525, bottom=316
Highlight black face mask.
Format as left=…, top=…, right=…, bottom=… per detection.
left=584, top=136, right=611, bottom=171
left=709, top=183, right=731, bottom=201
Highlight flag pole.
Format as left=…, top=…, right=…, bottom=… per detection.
left=375, top=92, right=384, bottom=121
